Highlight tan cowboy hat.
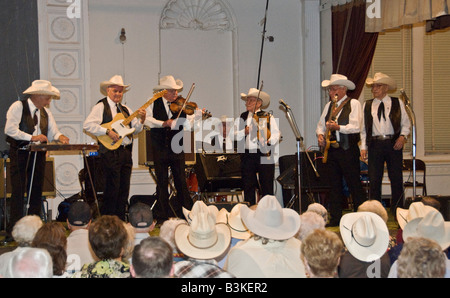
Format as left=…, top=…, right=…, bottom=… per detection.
left=321, top=74, right=356, bottom=91
left=23, top=80, right=60, bottom=99
left=100, top=75, right=130, bottom=96
left=241, top=88, right=271, bottom=109
left=216, top=204, right=251, bottom=240
left=340, top=212, right=389, bottom=262
left=366, top=72, right=397, bottom=91
left=240, top=195, right=301, bottom=241
left=174, top=211, right=231, bottom=260
left=396, top=202, right=436, bottom=230
left=153, top=75, right=184, bottom=92
left=182, top=201, right=218, bottom=224
left=403, top=209, right=450, bottom=250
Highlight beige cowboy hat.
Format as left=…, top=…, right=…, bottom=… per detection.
left=366, top=72, right=397, bottom=91
left=241, top=88, right=271, bottom=109
left=182, top=201, right=218, bottom=224
left=174, top=211, right=231, bottom=260
left=340, top=212, right=389, bottom=262
left=23, top=80, right=60, bottom=99
left=153, top=75, right=184, bottom=92
left=396, top=202, right=436, bottom=230
left=240, top=195, right=301, bottom=241
left=100, top=75, right=130, bottom=96
left=321, top=74, right=356, bottom=91
left=216, top=204, right=251, bottom=240
left=403, top=209, right=450, bottom=250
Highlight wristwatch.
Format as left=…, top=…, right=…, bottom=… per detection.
left=106, top=129, right=111, bottom=135
left=401, top=134, right=407, bottom=141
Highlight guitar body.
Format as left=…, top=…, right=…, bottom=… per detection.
left=97, top=114, right=136, bottom=150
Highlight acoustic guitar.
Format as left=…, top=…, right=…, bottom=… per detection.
left=97, top=90, right=166, bottom=151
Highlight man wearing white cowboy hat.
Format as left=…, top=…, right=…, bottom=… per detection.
left=144, top=75, right=198, bottom=220
left=361, top=72, right=410, bottom=216
left=237, top=88, right=281, bottom=206
left=4, top=80, right=70, bottom=241
left=316, top=74, right=366, bottom=226
left=224, top=195, right=306, bottom=278
left=83, top=75, right=146, bottom=220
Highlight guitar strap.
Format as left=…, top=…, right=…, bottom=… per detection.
left=331, top=97, right=351, bottom=119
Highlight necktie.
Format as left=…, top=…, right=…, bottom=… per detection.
left=33, top=109, right=38, bottom=126
left=378, top=101, right=385, bottom=121
left=116, top=104, right=121, bottom=114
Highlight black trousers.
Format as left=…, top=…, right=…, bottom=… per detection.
left=100, top=146, right=132, bottom=221
left=151, top=145, right=193, bottom=219
left=327, top=145, right=366, bottom=223
left=368, top=139, right=404, bottom=214
left=241, top=152, right=275, bottom=206
left=7, top=147, right=46, bottom=234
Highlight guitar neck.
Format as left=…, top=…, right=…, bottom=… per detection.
left=121, top=90, right=166, bottom=126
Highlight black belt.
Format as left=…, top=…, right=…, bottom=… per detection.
left=372, top=135, right=394, bottom=141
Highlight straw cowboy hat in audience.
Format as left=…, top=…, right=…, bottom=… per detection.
left=23, top=80, right=60, bottom=99
left=153, top=75, right=184, bottom=92
left=182, top=201, right=219, bottom=224
left=174, top=211, right=231, bottom=260
left=340, top=212, right=389, bottom=262
left=240, top=88, right=271, bottom=109
left=396, top=202, right=436, bottom=230
left=100, top=75, right=130, bottom=96
left=216, top=204, right=251, bottom=240
left=321, top=74, right=356, bottom=91
left=366, top=72, right=397, bottom=91
left=403, top=209, right=450, bottom=250
left=240, top=195, right=301, bottom=241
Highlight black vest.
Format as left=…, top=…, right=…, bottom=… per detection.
left=364, top=97, right=401, bottom=146
left=324, top=99, right=360, bottom=150
left=6, top=99, right=48, bottom=149
left=150, top=97, right=186, bottom=150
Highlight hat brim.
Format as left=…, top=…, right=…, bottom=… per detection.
left=321, top=79, right=356, bottom=91
left=396, top=207, right=409, bottom=230
left=241, top=91, right=270, bottom=109
left=152, top=80, right=184, bottom=92
left=403, top=216, right=450, bottom=250
left=100, top=81, right=131, bottom=96
left=174, top=223, right=231, bottom=260
left=23, top=89, right=60, bottom=100
left=340, top=212, right=389, bottom=262
left=366, top=78, right=397, bottom=91
left=240, top=205, right=300, bottom=240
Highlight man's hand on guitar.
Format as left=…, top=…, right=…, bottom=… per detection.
left=326, top=120, right=340, bottom=131
left=137, top=108, right=147, bottom=124
left=317, top=134, right=326, bottom=148
left=31, top=134, right=49, bottom=143
left=58, top=135, right=70, bottom=144
left=107, top=129, right=120, bottom=142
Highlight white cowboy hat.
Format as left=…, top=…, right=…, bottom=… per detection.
left=153, top=75, right=184, bottom=92
left=23, top=80, right=60, bottom=99
left=366, top=72, right=397, bottom=91
left=396, top=202, right=436, bottom=230
left=240, top=195, right=301, bottom=241
left=100, top=75, right=130, bottom=96
left=403, top=209, right=450, bottom=250
left=241, top=88, right=271, bottom=109
left=340, top=212, right=389, bottom=262
left=216, top=204, right=250, bottom=240
left=174, top=211, right=231, bottom=260
left=321, top=74, right=356, bottom=91
left=182, top=201, right=218, bottom=224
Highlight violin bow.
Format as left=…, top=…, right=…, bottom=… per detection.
left=175, top=83, right=196, bottom=120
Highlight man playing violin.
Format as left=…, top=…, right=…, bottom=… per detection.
left=238, top=88, right=281, bottom=206
left=144, top=75, right=198, bottom=220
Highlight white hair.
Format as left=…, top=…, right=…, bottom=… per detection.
left=12, top=215, right=43, bottom=246
left=6, top=247, right=53, bottom=278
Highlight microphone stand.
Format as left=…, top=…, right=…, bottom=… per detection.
left=400, top=89, right=417, bottom=200
left=279, top=99, right=304, bottom=213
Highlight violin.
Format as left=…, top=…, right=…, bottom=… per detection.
left=169, top=96, right=212, bottom=119
left=253, top=110, right=271, bottom=141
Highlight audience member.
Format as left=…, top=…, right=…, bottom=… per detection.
left=123, top=222, right=136, bottom=263
left=306, top=202, right=328, bottom=225
left=301, top=229, right=344, bottom=278
left=128, top=202, right=156, bottom=245
left=224, top=195, right=306, bottom=278
left=339, top=212, right=391, bottom=278
left=0, top=215, right=42, bottom=276
left=295, top=211, right=326, bottom=241
left=159, top=218, right=188, bottom=262
left=71, top=215, right=130, bottom=278
left=65, top=201, right=95, bottom=273
left=131, top=237, right=174, bottom=278
left=173, top=210, right=234, bottom=278
left=216, top=204, right=251, bottom=267
left=32, top=222, right=68, bottom=277
left=4, top=247, right=53, bottom=278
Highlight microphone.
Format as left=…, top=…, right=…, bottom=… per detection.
left=279, top=99, right=290, bottom=109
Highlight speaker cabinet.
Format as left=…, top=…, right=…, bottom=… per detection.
left=138, top=128, right=196, bottom=166
left=194, top=153, right=242, bottom=192
left=0, top=157, right=56, bottom=198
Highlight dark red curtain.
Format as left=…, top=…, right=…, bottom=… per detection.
left=332, top=0, right=378, bottom=99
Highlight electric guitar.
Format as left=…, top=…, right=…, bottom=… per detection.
left=322, top=95, right=338, bottom=163
left=97, top=90, right=166, bottom=150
